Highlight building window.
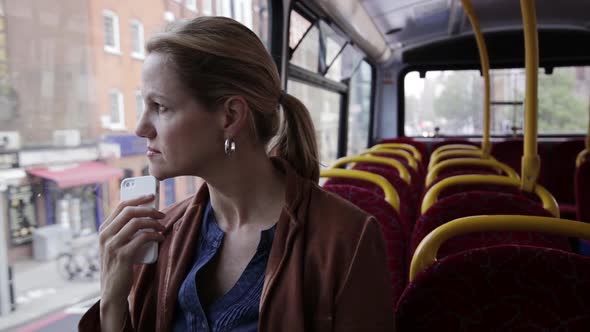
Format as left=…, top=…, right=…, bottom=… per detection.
left=130, top=20, right=144, bottom=59
left=107, top=90, right=125, bottom=129
left=136, top=90, right=144, bottom=120
left=202, top=0, right=213, bottom=14
left=164, top=11, right=175, bottom=22
left=186, top=0, right=197, bottom=11
left=103, top=10, right=120, bottom=54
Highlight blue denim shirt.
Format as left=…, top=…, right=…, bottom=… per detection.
left=172, top=200, right=275, bottom=332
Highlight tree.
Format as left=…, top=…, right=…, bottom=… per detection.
left=538, top=68, right=587, bottom=133
left=433, top=71, right=483, bottom=135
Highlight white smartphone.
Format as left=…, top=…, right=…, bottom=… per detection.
left=120, top=176, right=160, bottom=264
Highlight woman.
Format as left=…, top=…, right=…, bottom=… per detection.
left=79, top=16, right=394, bottom=331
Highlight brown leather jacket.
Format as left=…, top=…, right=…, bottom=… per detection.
left=79, top=159, right=395, bottom=331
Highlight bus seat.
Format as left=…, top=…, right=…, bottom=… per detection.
left=379, top=137, right=427, bottom=161
left=492, top=139, right=552, bottom=189
left=353, top=164, right=419, bottom=228
left=577, top=151, right=590, bottom=223
left=396, top=245, right=590, bottom=331
left=425, top=171, right=520, bottom=200
left=369, top=152, right=424, bottom=193
left=410, top=191, right=572, bottom=259
left=431, top=139, right=479, bottom=155
left=322, top=184, right=407, bottom=307
left=548, top=139, right=585, bottom=219
left=324, top=175, right=413, bottom=238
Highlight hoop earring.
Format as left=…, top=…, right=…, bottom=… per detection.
left=224, top=138, right=236, bottom=156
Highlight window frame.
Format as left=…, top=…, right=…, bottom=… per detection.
left=202, top=0, right=213, bottom=15
left=135, top=89, right=144, bottom=120
left=130, top=19, right=145, bottom=60
left=186, top=0, right=197, bottom=12
left=285, top=3, right=374, bottom=159
left=103, top=10, right=121, bottom=55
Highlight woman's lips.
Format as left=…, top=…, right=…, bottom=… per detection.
left=147, top=147, right=161, bottom=157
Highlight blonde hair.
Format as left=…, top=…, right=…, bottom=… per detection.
left=146, top=16, right=319, bottom=182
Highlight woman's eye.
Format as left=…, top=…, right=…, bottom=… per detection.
left=157, top=104, right=168, bottom=113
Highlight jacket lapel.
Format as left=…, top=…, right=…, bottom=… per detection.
left=156, top=185, right=210, bottom=331
left=259, top=159, right=313, bottom=331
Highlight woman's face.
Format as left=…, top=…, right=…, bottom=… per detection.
left=136, top=52, right=225, bottom=180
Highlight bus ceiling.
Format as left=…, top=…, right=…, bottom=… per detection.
left=311, top=0, right=590, bottom=69
left=309, top=0, right=392, bottom=64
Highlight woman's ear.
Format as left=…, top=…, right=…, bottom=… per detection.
left=221, top=96, right=250, bottom=137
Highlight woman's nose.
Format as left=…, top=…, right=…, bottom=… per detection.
left=135, top=112, right=156, bottom=138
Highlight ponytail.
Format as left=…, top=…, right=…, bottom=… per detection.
left=146, top=17, right=320, bottom=181
left=272, top=92, right=320, bottom=183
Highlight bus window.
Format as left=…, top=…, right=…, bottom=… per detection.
left=347, top=61, right=372, bottom=155
left=289, top=10, right=312, bottom=49
left=325, top=44, right=363, bottom=82
left=404, top=66, right=590, bottom=137
left=287, top=79, right=341, bottom=167
left=0, top=0, right=269, bottom=329
left=290, top=22, right=320, bottom=72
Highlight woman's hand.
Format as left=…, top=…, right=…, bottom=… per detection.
left=97, top=194, right=166, bottom=331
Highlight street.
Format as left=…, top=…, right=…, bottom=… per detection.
left=2, top=296, right=98, bottom=332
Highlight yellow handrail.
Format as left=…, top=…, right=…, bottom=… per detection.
left=461, top=0, right=491, bottom=157
left=363, top=148, right=419, bottom=172
left=421, top=174, right=559, bottom=217
left=432, top=144, right=479, bottom=157
left=320, top=169, right=400, bottom=213
left=372, top=143, right=423, bottom=162
left=428, top=150, right=488, bottom=170
left=410, top=215, right=590, bottom=281
left=577, top=149, right=589, bottom=168
left=520, top=0, right=540, bottom=192
left=426, top=158, right=519, bottom=187
left=330, top=156, right=411, bottom=184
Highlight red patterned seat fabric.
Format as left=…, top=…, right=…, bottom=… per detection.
left=322, top=184, right=407, bottom=305
left=546, top=140, right=584, bottom=207
left=424, top=172, right=521, bottom=201
left=396, top=245, right=590, bottom=331
left=323, top=177, right=412, bottom=240
left=492, top=139, right=552, bottom=188
left=411, top=191, right=572, bottom=258
left=352, top=164, right=419, bottom=229
left=372, top=152, right=424, bottom=193
left=577, top=155, right=590, bottom=223
left=435, top=165, right=500, bottom=179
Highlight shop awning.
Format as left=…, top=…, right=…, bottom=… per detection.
left=27, top=162, right=124, bottom=188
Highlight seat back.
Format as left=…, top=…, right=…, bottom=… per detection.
left=548, top=139, right=585, bottom=205
left=370, top=152, right=424, bottom=193
left=431, top=139, right=479, bottom=154
left=324, top=168, right=413, bottom=238
left=396, top=245, right=590, bottom=331
left=492, top=139, right=553, bottom=188
left=426, top=171, right=520, bottom=200
left=379, top=137, right=427, bottom=160
left=577, top=152, right=590, bottom=223
left=411, top=191, right=571, bottom=258
left=353, top=164, right=418, bottom=230
left=322, top=184, right=407, bottom=306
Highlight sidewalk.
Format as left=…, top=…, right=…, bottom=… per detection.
left=0, top=256, right=100, bottom=331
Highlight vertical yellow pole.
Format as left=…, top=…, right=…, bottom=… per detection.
left=520, top=0, right=540, bottom=192
left=460, top=0, right=491, bottom=157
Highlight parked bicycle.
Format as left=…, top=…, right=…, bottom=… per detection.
left=56, top=230, right=100, bottom=281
